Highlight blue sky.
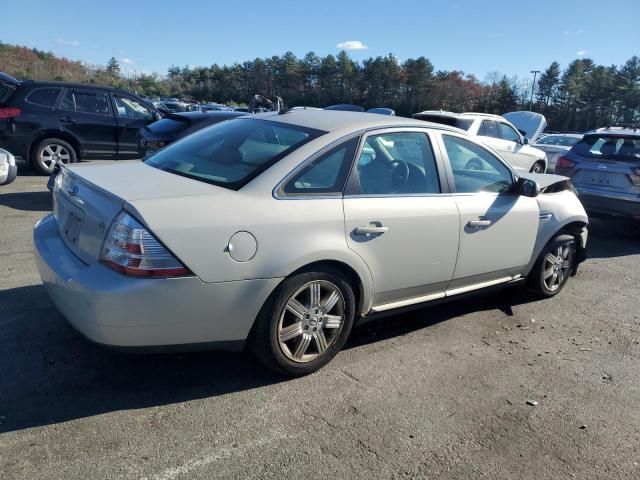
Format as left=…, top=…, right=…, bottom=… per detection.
left=2, top=0, right=638, bottom=81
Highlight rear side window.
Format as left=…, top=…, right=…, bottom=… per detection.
left=284, top=137, right=359, bottom=194
left=413, top=114, right=473, bottom=131
left=25, top=88, right=61, bottom=107
left=573, top=135, right=640, bottom=161
left=60, top=90, right=111, bottom=115
left=145, top=119, right=324, bottom=189
left=480, top=120, right=500, bottom=138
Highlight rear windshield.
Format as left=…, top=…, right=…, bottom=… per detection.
left=412, top=114, right=474, bottom=131
left=147, top=117, right=190, bottom=133
left=537, top=135, right=581, bottom=147
left=572, top=135, right=640, bottom=161
left=0, top=82, right=16, bottom=104
left=145, top=118, right=325, bottom=189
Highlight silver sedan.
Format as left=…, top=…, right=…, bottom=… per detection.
left=34, top=110, right=588, bottom=375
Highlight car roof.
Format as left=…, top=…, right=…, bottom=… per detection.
left=414, top=110, right=506, bottom=122
left=18, top=79, right=140, bottom=96
left=252, top=109, right=463, bottom=134
left=585, top=126, right=640, bottom=137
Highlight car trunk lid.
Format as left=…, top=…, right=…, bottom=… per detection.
left=53, top=160, right=225, bottom=265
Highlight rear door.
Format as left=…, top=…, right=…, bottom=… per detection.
left=342, top=128, right=460, bottom=309
left=56, top=88, right=118, bottom=158
left=497, top=121, right=529, bottom=171
left=111, top=93, right=155, bottom=158
left=437, top=132, right=539, bottom=288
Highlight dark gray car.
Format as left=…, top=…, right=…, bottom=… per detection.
left=555, top=126, right=640, bottom=220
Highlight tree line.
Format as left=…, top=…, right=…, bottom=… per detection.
left=1, top=41, right=639, bottom=131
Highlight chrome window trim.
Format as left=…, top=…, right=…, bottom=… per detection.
left=273, top=123, right=458, bottom=200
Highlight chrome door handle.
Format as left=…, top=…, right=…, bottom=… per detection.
left=467, top=219, right=492, bottom=227
left=354, top=225, right=389, bottom=235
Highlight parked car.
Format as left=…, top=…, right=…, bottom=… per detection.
left=34, top=110, right=588, bottom=376
left=0, top=74, right=160, bottom=174
left=413, top=111, right=548, bottom=173
left=0, top=147, right=17, bottom=186
left=531, top=133, right=583, bottom=172
left=138, top=110, right=247, bottom=156
left=555, top=125, right=640, bottom=220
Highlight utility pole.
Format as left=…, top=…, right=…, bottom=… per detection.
left=529, top=70, right=540, bottom=111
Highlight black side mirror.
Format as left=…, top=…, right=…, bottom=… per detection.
left=515, top=177, right=539, bottom=197
left=523, top=137, right=529, bottom=145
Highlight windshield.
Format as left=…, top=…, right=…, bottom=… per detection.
left=537, top=135, right=581, bottom=147
left=573, top=135, right=640, bottom=161
left=145, top=118, right=324, bottom=189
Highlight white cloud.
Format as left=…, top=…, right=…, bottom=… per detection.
left=562, top=30, right=570, bottom=36
left=54, top=38, right=79, bottom=47
left=121, top=57, right=135, bottom=64
left=576, top=29, right=584, bottom=35
left=336, top=40, right=368, bottom=50
left=576, top=50, right=588, bottom=56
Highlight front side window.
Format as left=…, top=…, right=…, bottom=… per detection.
left=284, top=137, right=358, bottom=194
left=26, top=88, right=61, bottom=107
left=145, top=119, right=323, bottom=189
left=480, top=120, right=500, bottom=139
left=353, top=132, right=440, bottom=195
left=114, top=96, right=152, bottom=120
left=442, top=135, right=514, bottom=194
left=498, top=122, right=521, bottom=142
left=60, top=90, right=110, bottom=115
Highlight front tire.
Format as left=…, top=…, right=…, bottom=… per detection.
left=528, top=235, right=576, bottom=298
left=31, top=138, right=77, bottom=175
left=250, top=271, right=356, bottom=376
left=530, top=160, right=545, bottom=174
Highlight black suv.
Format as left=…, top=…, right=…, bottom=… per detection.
left=0, top=73, right=159, bottom=174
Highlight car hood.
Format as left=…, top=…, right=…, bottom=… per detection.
left=503, top=111, right=547, bottom=142
left=65, top=160, right=225, bottom=201
left=519, top=172, right=569, bottom=188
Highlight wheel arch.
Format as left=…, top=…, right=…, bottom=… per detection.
left=28, top=130, right=82, bottom=163
left=525, top=218, right=588, bottom=275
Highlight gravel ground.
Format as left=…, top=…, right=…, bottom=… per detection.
left=1, top=163, right=639, bottom=479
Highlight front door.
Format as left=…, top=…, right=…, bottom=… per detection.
left=438, top=132, right=539, bottom=287
left=111, top=94, right=155, bottom=158
left=342, top=129, right=460, bottom=308
left=56, top=88, right=118, bottom=158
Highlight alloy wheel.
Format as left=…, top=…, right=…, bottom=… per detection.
left=277, top=280, right=345, bottom=363
left=531, top=162, right=544, bottom=173
left=542, top=244, right=573, bottom=291
left=40, top=143, right=71, bottom=172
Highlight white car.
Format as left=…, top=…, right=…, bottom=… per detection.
left=34, top=110, right=588, bottom=376
left=0, top=148, right=17, bottom=186
left=413, top=111, right=548, bottom=173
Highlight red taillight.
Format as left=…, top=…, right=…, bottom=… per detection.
left=100, top=211, right=190, bottom=277
left=0, top=107, right=21, bottom=119
left=556, top=156, right=575, bottom=169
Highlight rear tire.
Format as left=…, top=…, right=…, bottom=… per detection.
left=528, top=234, right=576, bottom=298
left=249, top=270, right=356, bottom=376
left=31, top=138, right=77, bottom=175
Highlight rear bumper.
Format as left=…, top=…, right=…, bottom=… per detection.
left=33, top=213, right=281, bottom=350
left=576, top=188, right=640, bottom=219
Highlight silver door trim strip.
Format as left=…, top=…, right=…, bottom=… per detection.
left=370, top=276, right=514, bottom=313
left=371, top=291, right=446, bottom=312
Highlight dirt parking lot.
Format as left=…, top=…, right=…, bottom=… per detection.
left=1, top=163, right=639, bottom=480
